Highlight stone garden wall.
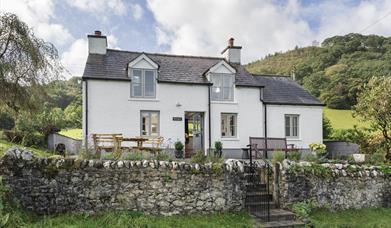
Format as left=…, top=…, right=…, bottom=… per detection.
left=0, top=148, right=246, bottom=216
left=277, top=160, right=391, bottom=210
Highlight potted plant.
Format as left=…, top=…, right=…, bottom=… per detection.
left=309, top=143, right=327, bottom=159
left=214, top=141, right=223, bottom=158
left=174, top=140, right=184, bottom=158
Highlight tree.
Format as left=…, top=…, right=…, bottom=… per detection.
left=354, top=77, right=391, bottom=160
left=0, top=13, right=62, bottom=114
left=322, top=115, right=333, bottom=140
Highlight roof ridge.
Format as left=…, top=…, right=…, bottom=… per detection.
left=107, top=48, right=225, bottom=60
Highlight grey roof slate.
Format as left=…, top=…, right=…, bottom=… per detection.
left=83, top=49, right=262, bottom=86
left=83, top=49, right=322, bottom=106
left=254, top=75, right=323, bottom=106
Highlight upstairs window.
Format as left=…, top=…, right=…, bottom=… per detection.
left=211, top=74, right=234, bottom=101
left=131, top=69, right=156, bottom=98
left=285, top=114, right=299, bottom=138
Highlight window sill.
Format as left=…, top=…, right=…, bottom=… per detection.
left=286, top=138, right=301, bottom=141
left=221, top=138, right=240, bottom=141
left=128, top=98, right=159, bottom=102
left=211, top=101, right=238, bottom=105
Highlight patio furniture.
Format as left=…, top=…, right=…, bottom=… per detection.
left=246, top=137, right=298, bottom=159
left=117, top=137, right=149, bottom=150
left=92, top=133, right=123, bottom=153
left=142, top=136, right=164, bottom=150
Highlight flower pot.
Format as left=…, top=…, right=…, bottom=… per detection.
left=353, top=154, right=365, bottom=163
left=175, top=150, right=183, bottom=159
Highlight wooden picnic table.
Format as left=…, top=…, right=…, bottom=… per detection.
left=115, top=136, right=148, bottom=150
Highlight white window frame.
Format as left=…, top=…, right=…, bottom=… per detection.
left=285, top=114, right=299, bottom=139
left=211, top=73, right=235, bottom=101
left=130, top=69, right=156, bottom=98
left=221, top=113, right=237, bottom=138
left=140, top=111, right=160, bottom=136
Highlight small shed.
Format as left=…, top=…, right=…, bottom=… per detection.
left=47, top=133, right=82, bottom=155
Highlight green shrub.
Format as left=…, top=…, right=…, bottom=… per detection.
left=368, top=151, right=386, bottom=165
left=287, top=151, right=301, bottom=161
left=156, top=151, right=171, bottom=161
left=272, top=151, right=285, bottom=164
left=207, top=154, right=224, bottom=164
left=121, top=151, right=145, bottom=161
left=0, top=112, right=15, bottom=130
left=174, top=141, right=184, bottom=151
left=3, top=130, right=45, bottom=147
left=302, top=153, right=319, bottom=162
left=291, top=199, right=317, bottom=219
left=191, top=151, right=207, bottom=164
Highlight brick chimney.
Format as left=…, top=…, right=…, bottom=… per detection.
left=87, top=30, right=107, bottom=55
left=221, top=37, right=242, bottom=64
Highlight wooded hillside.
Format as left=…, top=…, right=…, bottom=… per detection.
left=246, top=34, right=391, bottom=109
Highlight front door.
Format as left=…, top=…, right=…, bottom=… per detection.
left=185, top=112, right=204, bottom=157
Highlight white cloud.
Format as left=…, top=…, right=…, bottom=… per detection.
left=313, top=0, right=391, bottom=41
left=66, top=0, right=126, bottom=15
left=130, top=4, right=143, bottom=21
left=147, top=0, right=313, bottom=63
left=61, top=34, right=120, bottom=77
left=1, top=0, right=73, bottom=46
left=61, top=39, right=88, bottom=77
left=147, top=0, right=391, bottom=63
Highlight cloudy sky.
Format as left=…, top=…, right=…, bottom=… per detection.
left=1, top=0, right=390, bottom=78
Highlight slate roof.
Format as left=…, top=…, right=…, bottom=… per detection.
left=83, top=49, right=262, bottom=87
left=83, top=49, right=323, bottom=106
left=254, top=75, right=323, bottom=106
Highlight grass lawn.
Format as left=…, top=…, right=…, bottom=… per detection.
left=0, top=139, right=52, bottom=157
left=309, top=208, right=391, bottom=228
left=323, top=108, right=370, bottom=130
left=7, top=211, right=254, bottom=228
left=59, top=128, right=82, bottom=140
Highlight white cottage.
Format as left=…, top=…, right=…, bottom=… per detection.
left=82, top=31, right=323, bottom=158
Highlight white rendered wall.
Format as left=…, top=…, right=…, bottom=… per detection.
left=84, top=80, right=264, bottom=150
left=266, top=105, right=323, bottom=148
left=88, top=37, right=106, bottom=55
left=210, top=87, right=263, bottom=149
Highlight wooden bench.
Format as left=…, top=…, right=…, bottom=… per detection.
left=247, top=137, right=297, bottom=159
left=141, top=136, right=164, bottom=151
left=92, top=133, right=123, bottom=153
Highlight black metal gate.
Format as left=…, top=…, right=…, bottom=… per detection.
left=244, top=145, right=272, bottom=222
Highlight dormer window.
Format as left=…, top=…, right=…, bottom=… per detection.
left=128, top=54, right=158, bottom=99
left=211, top=73, right=234, bottom=101
left=131, top=69, right=156, bottom=98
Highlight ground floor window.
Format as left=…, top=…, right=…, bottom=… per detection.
left=285, top=114, right=299, bottom=138
left=221, top=113, right=237, bottom=138
left=141, top=111, right=159, bottom=136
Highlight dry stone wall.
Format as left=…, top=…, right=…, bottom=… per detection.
left=277, top=160, right=391, bottom=210
left=0, top=148, right=247, bottom=216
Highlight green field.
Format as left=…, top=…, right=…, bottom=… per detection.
left=309, top=208, right=391, bottom=228
left=323, top=108, right=370, bottom=130
left=59, top=128, right=82, bottom=140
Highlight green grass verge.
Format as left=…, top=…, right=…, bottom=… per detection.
left=323, top=108, right=370, bottom=130
left=309, top=208, right=391, bottom=228
left=59, top=128, right=82, bottom=140
left=0, top=139, right=52, bottom=157
left=7, top=211, right=254, bottom=228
